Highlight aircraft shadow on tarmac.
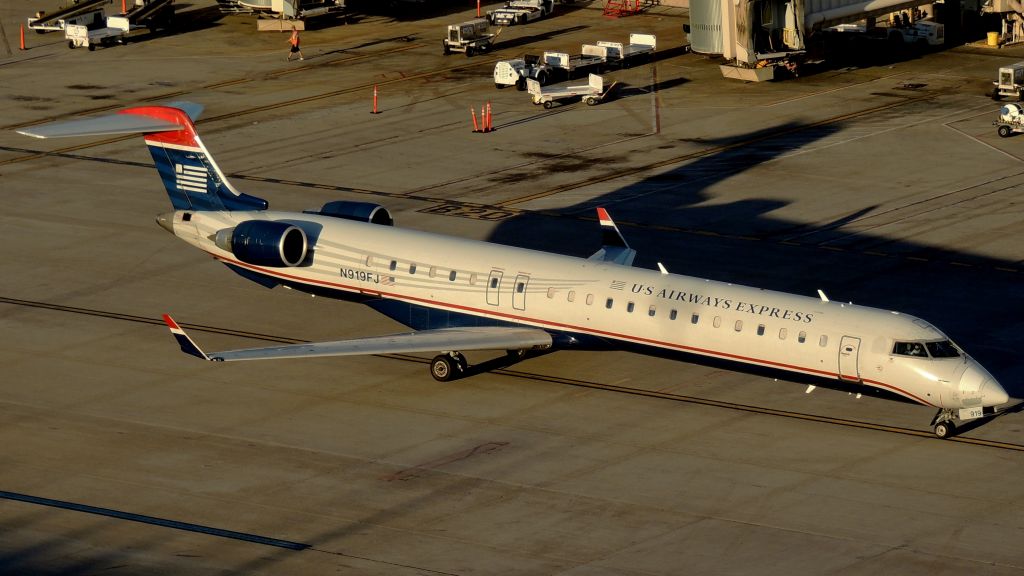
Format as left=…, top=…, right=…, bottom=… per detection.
left=482, top=120, right=1024, bottom=401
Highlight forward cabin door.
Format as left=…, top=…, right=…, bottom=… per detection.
left=838, top=336, right=861, bottom=382
left=486, top=270, right=503, bottom=306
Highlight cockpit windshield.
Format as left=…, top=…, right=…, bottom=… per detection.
left=893, top=342, right=928, bottom=357
left=925, top=340, right=961, bottom=358
left=892, top=340, right=961, bottom=358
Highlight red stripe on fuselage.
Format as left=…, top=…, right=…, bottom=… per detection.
left=209, top=252, right=933, bottom=406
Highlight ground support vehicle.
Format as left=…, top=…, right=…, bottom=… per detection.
left=595, top=33, right=656, bottom=68
left=886, top=20, right=944, bottom=47
left=528, top=74, right=614, bottom=108
left=995, top=103, right=1024, bottom=136
left=493, top=46, right=605, bottom=89
left=65, top=17, right=129, bottom=49
left=443, top=19, right=497, bottom=56
left=494, top=55, right=544, bottom=89
left=487, top=0, right=553, bottom=26
left=992, top=61, right=1024, bottom=101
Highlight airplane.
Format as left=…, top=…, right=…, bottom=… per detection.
left=17, top=102, right=1011, bottom=439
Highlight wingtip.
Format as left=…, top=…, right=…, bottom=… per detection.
left=162, top=314, right=209, bottom=360
left=596, top=207, right=612, bottom=224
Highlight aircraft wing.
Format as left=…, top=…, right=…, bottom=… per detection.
left=163, top=315, right=552, bottom=362
left=588, top=207, right=636, bottom=266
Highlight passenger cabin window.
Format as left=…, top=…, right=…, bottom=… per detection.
left=819, top=335, right=828, bottom=347
left=798, top=331, right=807, bottom=343
left=516, top=282, right=525, bottom=293
left=409, top=264, right=417, bottom=274
left=927, top=340, right=961, bottom=358
left=586, top=294, right=594, bottom=306
left=670, top=310, right=678, bottom=320
left=893, top=342, right=929, bottom=357
left=779, top=328, right=787, bottom=340
left=470, top=274, right=478, bottom=285
left=606, top=298, right=614, bottom=309
left=365, top=255, right=374, bottom=267
left=713, top=316, right=721, bottom=328
left=429, top=267, right=437, bottom=278
left=547, top=288, right=556, bottom=299
left=734, top=320, right=743, bottom=332
left=449, top=271, right=457, bottom=281
left=648, top=305, right=656, bottom=317
left=389, top=260, right=397, bottom=271
left=568, top=291, right=576, bottom=303
left=692, top=313, right=700, bottom=325
left=757, top=324, right=765, bottom=336
left=627, top=302, right=635, bottom=313
left=490, top=277, right=499, bottom=289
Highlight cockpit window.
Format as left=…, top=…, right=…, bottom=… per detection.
left=926, top=340, right=960, bottom=358
left=893, top=342, right=928, bottom=357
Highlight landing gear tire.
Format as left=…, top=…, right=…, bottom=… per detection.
left=933, top=421, right=956, bottom=439
left=430, top=352, right=467, bottom=382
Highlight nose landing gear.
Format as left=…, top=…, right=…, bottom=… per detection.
left=931, top=409, right=958, bottom=439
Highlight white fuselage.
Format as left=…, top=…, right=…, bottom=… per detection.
left=163, top=209, right=1007, bottom=411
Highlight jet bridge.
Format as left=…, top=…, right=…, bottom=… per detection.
left=690, top=0, right=946, bottom=78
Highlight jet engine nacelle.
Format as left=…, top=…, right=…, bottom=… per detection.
left=216, top=220, right=308, bottom=267
left=317, top=201, right=394, bottom=226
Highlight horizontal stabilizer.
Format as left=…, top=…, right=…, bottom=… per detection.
left=16, top=102, right=204, bottom=139
left=588, top=207, right=637, bottom=266
left=162, top=319, right=552, bottom=362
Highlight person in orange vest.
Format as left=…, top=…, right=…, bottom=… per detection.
left=287, top=26, right=304, bottom=61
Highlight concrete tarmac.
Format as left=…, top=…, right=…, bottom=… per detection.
left=1, top=1, right=1023, bottom=574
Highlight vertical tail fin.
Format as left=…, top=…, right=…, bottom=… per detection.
left=16, top=102, right=268, bottom=212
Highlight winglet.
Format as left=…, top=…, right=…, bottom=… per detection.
left=162, top=314, right=211, bottom=361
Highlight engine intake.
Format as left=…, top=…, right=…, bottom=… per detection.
left=217, top=220, right=308, bottom=267
left=317, top=201, right=393, bottom=226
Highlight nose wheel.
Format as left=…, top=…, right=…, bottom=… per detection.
left=931, top=409, right=958, bottom=439
left=430, top=352, right=468, bottom=382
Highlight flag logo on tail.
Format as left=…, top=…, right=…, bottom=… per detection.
left=175, top=163, right=209, bottom=195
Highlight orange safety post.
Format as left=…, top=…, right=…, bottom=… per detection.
left=476, top=0, right=481, bottom=17
left=470, top=107, right=479, bottom=132
left=485, top=101, right=492, bottom=132
left=371, top=85, right=379, bottom=114
left=122, top=0, right=127, bottom=14
left=20, top=24, right=25, bottom=51
left=481, top=104, right=486, bottom=131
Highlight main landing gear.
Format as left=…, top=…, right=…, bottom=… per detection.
left=430, top=352, right=468, bottom=382
left=429, top=349, right=529, bottom=382
left=931, top=409, right=958, bottom=439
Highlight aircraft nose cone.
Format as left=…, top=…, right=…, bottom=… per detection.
left=981, top=379, right=1010, bottom=407
left=156, top=212, right=174, bottom=234
left=961, top=360, right=1009, bottom=407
